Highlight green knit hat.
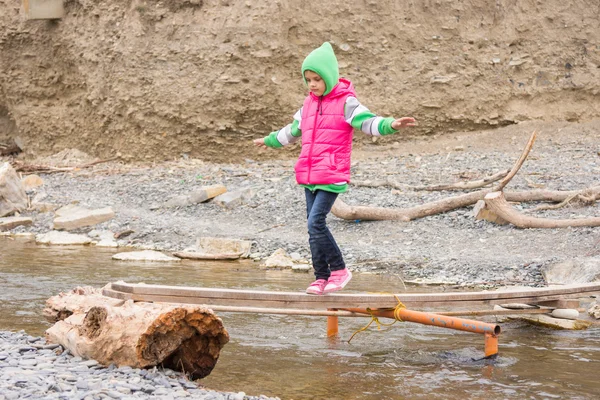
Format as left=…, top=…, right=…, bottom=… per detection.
left=301, top=42, right=339, bottom=96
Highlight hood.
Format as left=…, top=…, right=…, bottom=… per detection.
left=301, top=42, right=339, bottom=96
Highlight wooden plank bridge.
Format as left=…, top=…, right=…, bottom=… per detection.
left=104, top=281, right=600, bottom=359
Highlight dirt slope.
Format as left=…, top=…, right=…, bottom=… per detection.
left=0, top=0, right=599, bottom=162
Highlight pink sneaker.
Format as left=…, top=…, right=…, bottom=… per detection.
left=306, top=279, right=328, bottom=295
left=323, top=269, right=352, bottom=294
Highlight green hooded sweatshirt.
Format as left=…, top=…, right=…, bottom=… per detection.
left=301, top=42, right=339, bottom=96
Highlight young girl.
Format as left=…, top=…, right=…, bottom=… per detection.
left=254, top=42, right=416, bottom=295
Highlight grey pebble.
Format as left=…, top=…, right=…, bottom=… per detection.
left=1, top=331, right=279, bottom=400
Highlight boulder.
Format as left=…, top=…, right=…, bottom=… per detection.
left=264, top=248, right=294, bottom=268
left=0, top=216, right=33, bottom=231
left=195, top=236, right=253, bottom=258
left=53, top=205, right=115, bottom=230
left=36, top=231, right=92, bottom=245
left=542, top=258, right=600, bottom=285
left=0, top=162, right=28, bottom=217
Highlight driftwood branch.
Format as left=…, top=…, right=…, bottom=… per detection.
left=352, top=178, right=405, bottom=190
left=353, top=169, right=511, bottom=192
left=412, top=169, right=510, bottom=191
left=332, top=131, right=537, bottom=221
left=332, top=185, right=600, bottom=222
left=495, top=130, right=537, bottom=191
left=534, top=189, right=600, bottom=211
left=332, top=190, right=488, bottom=221
left=10, top=157, right=118, bottom=174
left=484, top=191, right=600, bottom=228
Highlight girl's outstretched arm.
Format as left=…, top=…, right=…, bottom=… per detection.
left=254, top=108, right=303, bottom=149
left=345, top=97, right=416, bottom=136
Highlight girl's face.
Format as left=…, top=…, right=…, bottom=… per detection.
left=304, top=70, right=326, bottom=96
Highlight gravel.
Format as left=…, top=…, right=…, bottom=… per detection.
left=0, top=331, right=278, bottom=400
left=7, top=121, right=598, bottom=288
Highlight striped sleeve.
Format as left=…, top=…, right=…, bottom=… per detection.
left=345, top=97, right=397, bottom=136
left=263, top=108, right=303, bottom=148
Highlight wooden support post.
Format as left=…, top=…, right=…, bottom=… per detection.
left=327, top=309, right=339, bottom=337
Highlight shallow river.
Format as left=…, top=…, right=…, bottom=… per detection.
left=1, top=237, right=599, bottom=399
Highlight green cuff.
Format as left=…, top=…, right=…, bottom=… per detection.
left=264, top=131, right=283, bottom=148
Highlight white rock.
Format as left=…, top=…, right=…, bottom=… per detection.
left=112, top=250, right=180, bottom=262
left=550, top=309, right=579, bottom=320
left=36, top=231, right=92, bottom=245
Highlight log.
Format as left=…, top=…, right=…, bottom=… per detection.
left=332, top=190, right=488, bottom=221
left=505, top=186, right=600, bottom=203
left=332, top=131, right=537, bottom=221
left=44, top=286, right=229, bottom=379
left=412, top=169, right=510, bottom=191
left=484, top=191, right=600, bottom=228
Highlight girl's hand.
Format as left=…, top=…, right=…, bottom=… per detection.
left=253, top=138, right=267, bottom=148
left=391, top=117, right=417, bottom=130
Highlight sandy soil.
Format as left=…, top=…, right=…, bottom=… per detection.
left=1, top=0, right=599, bottom=162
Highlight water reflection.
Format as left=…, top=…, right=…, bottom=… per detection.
left=1, top=237, right=599, bottom=399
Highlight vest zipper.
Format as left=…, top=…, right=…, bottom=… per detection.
left=308, top=96, right=322, bottom=184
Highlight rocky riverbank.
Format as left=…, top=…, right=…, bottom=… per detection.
left=0, top=331, right=278, bottom=400
left=3, top=120, right=600, bottom=287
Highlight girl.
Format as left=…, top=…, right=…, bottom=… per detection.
left=254, top=42, right=416, bottom=295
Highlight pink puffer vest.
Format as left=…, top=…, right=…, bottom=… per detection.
left=294, top=78, right=356, bottom=185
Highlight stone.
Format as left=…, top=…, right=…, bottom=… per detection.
left=112, top=250, right=180, bottom=262
left=21, top=174, right=44, bottom=190
left=212, top=186, right=257, bottom=209
left=264, top=248, right=294, bottom=268
left=0, top=162, right=28, bottom=217
left=588, top=302, right=600, bottom=319
left=194, top=236, right=253, bottom=258
left=550, top=309, right=579, bottom=320
left=163, top=184, right=227, bottom=208
left=89, top=230, right=119, bottom=247
left=53, top=206, right=115, bottom=230
left=36, top=231, right=92, bottom=245
left=0, top=216, right=33, bottom=231
left=30, top=202, right=59, bottom=213
left=541, top=257, right=600, bottom=285
left=517, top=314, right=591, bottom=330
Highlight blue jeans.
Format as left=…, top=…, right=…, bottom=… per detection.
left=305, top=188, right=346, bottom=280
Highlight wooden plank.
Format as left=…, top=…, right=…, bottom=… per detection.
left=103, top=289, right=574, bottom=318
left=103, top=287, right=596, bottom=310
left=108, top=281, right=600, bottom=307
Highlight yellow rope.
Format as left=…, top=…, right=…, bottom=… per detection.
left=347, top=295, right=407, bottom=343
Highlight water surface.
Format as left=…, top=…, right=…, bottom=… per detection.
left=1, top=237, right=598, bottom=399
